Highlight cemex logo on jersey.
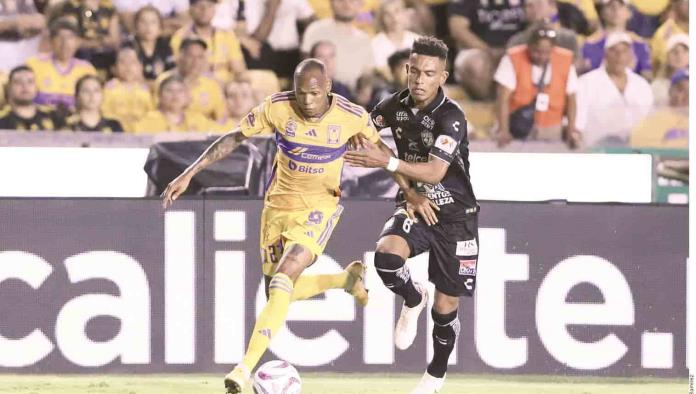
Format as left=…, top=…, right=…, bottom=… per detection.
left=434, top=135, right=456, bottom=155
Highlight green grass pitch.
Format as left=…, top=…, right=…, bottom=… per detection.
left=0, top=373, right=686, bottom=394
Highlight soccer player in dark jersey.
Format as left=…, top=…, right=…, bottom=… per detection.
left=0, top=65, right=63, bottom=131
left=345, top=36, right=478, bottom=394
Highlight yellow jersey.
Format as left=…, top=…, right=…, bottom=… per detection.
left=133, top=110, right=218, bottom=133
left=155, top=70, right=227, bottom=122
left=308, top=0, right=378, bottom=34
left=240, top=91, right=380, bottom=209
left=26, top=54, right=97, bottom=109
left=170, top=25, right=245, bottom=82
left=101, top=79, right=155, bottom=132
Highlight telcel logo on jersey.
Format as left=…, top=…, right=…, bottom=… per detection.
left=288, top=160, right=325, bottom=174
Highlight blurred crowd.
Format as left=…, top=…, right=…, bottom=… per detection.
left=0, top=0, right=688, bottom=150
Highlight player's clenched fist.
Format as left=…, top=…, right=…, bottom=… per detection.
left=161, top=173, right=192, bottom=209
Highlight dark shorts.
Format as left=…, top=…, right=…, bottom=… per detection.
left=379, top=208, right=479, bottom=297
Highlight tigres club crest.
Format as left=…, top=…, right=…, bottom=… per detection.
left=285, top=119, right=297, bottom=137
left=421, top=130, right=434, bottom=147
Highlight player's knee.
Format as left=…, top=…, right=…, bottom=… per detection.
left=374, top=252, right=409, bottom=288
left=431, top=309, right=460, bottom=344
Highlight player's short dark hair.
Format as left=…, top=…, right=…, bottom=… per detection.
left=179, top=37, right=208, bottom=52
left=411, top=36, right=448, bottom=61
left=49, top=18, right=79, bottom=38
left=8, top=65, right=34, bottom=83
left=294, top=58, right=327, bottom=79
left=387, top=49, right=411, bottom=71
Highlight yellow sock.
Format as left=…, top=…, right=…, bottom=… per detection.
left=241, top=273, right=293, bottom=371
left=292, top=272, right=348, bottom=301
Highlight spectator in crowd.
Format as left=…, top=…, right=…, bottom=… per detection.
left=170, top=0, right=246, bottom=83
left=371, top=0, right=419, bottom=77
left=0, top=0, right=45, bottom=71
left=219, top=78, right=256, bottom=130
left=576, top=32, right=654, bottom=147
left=652, top=0, right=689, bottom=79
left=135, top=74, right=217, bottom=132
left=448, top=0, right=526, bottom=100
left=508, top=0, right=579, bottom=59
left=554, top=0, right=595, bottom=35
left=495, top=26, right=580, bottom=148
left=64, top=75, right=123, bottom=132
left=157, top=37, right=226, bottom=122
left=51, top=0, right=121, bottom=71
left=239, top=0, right=315, bottom=79
left=308, top=0, right=379, bottom=34
left=113, top=0, right=189, bottom=36
left=128, top=6, right=176, bottom=82
left=581, top=0, right=652, bottom=80
left=366, top=48, right=410, bottom=111
left=102, top=46, right=154, bottom=132
left=652, top=33, right=688, bottom=107
left=301, top=0, right=375, bottom=92
left=309, top=40, right=353, bottom=101
left=212, top=0, right=244, bottom=31
left=0, top=65, right=63, bottom=131
left=26, top=19, right=97, bottom=113
left=631, top=68, right=688, bottom=148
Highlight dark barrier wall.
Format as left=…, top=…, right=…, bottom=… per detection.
left=0, top=199, right=687, bottom=377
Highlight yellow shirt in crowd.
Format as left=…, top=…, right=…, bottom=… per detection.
left=155, top=70, right=227, bottom=122
left=134, top=110, right=219, bottom=133
left=170, top=25, right=245, bottom=82
left=26, top=54, right=96, bottom=109
left=651, top=19, right=689, bottom=73
left=101, top=79, right=154, bottom=132
left=630, top=109, right=688, bottom=149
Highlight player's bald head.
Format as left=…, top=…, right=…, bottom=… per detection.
left=294, top=58, right=328, bottom=86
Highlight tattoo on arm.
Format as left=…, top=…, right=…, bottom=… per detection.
left=188, top=130, right=247, bottom=176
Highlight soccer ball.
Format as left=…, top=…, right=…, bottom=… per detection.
left=252, top=360, right=302, bottom=394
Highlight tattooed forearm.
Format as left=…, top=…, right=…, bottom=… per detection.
left=185, top=130, right=247, bottom=177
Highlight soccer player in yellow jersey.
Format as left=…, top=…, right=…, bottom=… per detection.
left=162, top=58, right=416, bottom=393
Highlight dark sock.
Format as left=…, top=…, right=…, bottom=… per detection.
left=427, top=309, right=459, bottom=378
left=374, top=252, right=423, bottom=307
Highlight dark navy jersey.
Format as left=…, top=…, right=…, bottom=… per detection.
left=371, top=88, right=478, bottom=222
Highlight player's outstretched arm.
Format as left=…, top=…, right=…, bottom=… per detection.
left=161, top=129, right=248, bottom=209
left=345, top=140, right=449, bottom=185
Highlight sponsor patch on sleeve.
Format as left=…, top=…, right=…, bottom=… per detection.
left=456, top=239, right=478, bottom=256
left=458, top=259, right=477, bottom=276
left=434, top=135, right=457, bottom=155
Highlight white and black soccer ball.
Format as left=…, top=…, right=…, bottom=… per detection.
left=252, top=360, right=302, bottom=394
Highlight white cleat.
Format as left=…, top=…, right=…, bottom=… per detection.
left=410, top=372, right=445, bottom=394
left=394, top=282, right=428, bottom=350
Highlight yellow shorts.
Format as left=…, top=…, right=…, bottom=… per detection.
left=259, top=204, right=344, bottom=276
